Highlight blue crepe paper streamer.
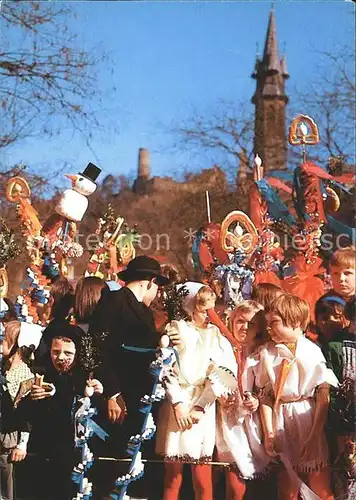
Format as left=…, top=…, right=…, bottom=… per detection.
left=256, top=179, right=295, bottom=226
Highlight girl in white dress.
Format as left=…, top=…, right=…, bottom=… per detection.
left=156, top=282, right=236, bottom=500
left=216, top=300, right=272, bottom=499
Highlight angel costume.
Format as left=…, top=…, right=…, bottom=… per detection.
left=156, top=282, right=237, bottom=463
left=253, top=336, right=339, bottom=472
left=216, top=346, right=272, bottom=479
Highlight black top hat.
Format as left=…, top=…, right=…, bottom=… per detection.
left=80, top=163, right=101, bottom=183
left=117, top=255, right=170, bottom=286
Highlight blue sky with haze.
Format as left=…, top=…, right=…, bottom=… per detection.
left=2, top=1, right=354, bottom=184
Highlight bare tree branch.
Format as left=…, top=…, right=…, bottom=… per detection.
left=293, top=46, right=355, bottom=164
left=0, top=1, right=113, bottom=150
left=173, top=101, right=254, bottom=179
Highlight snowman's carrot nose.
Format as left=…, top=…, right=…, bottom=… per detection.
left=65, top=174, right=78, bottom=184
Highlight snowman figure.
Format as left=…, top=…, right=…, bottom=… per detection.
left=55, top=163, right=101, bottom=223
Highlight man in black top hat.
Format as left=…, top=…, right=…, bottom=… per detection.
left=89, top=256, right=169, bottom=497
left=93, top=255, right=169, bottom=410
left=90, top=256, right=169, bottom=417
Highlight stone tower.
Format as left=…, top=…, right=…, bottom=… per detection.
left=251, top=9, right=289, bottom=172
left=137, top=148, right=150, bottom=179
left=132, top=148, right=151, bottom=195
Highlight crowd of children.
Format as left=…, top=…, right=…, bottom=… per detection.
left=0, top=247, right=355, bottom=500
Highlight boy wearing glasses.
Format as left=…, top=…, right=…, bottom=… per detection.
left=256, top=294, right=338, bottom=500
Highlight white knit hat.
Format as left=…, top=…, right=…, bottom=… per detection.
left=176, top=281, right=205, bottom=315
left=18, top=323, right=44, bottom=350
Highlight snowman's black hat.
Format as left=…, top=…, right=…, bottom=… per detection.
left=79, top=163, right=101, bottom=183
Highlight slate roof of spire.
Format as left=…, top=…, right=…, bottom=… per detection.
left=251, top=9, right=289, bottom=101
left=262, top=9, right=280, bottom=73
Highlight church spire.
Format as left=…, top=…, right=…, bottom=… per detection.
left=262, top=9, right=280, bottom=73
left=251, top=8, right=289, bottom=172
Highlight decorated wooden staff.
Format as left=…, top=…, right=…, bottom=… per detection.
left=110, top=341, right=177, bottom=500
left=6, top=176, right=42, bottom=238
left=284, top=115, right=336, bottom=316
left=85, top=204, right=139, bottom=282
left=72, top=329, right=110, bottom=500
left=288, top=113, right=355, bottom=244
left=248, top=155, right=285, bottom=286
left=289, top=114, right=319, bottom=163
left=42, top=163, right=101, bottom=276
left=215, top=210, right=257, bottom=309
left=244, top=114, right=355, bottom=318
left=6, top=164, right=101, bottom=325
left=72, top=396, right=109, bottom=500
left=6, top=175, right=54, bottom=322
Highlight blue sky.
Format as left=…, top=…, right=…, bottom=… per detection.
left=2, top=1, right=354, bottom=186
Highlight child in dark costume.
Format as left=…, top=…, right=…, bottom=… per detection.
left=325, top=296, right=356, bottom=499
left=24, top=324, right=103, bottom=500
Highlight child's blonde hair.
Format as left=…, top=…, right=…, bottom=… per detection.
left=4, top=320, right=21, bottom=349
left=229, top=300, right=267, bottom=344
left=229, top=300, right=264, bottom=327
left=269, top=294, right=310, bottom=331
left=195, top=286, right=216, bottom=307
left=330, top=246, right=356, bottom=270
left=4, top=320, right=36, bottom=369
left=251, top=283, right=283, bottom=313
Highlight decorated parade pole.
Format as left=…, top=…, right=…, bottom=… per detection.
left=288, top=113, right=319, bottom=163
left=109, top=342, right=177, bottom=500
left=72, top=396, right=109, bottom=500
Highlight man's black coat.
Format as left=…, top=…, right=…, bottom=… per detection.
left=91, top=287, right=159, bottom=444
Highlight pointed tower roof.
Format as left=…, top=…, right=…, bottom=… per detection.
left=280, top=54, right=289, bottom=78
left=262, top=9, right=280, bottom=73
left=251, top=8, right=289, bottom=101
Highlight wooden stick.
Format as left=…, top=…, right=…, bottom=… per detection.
left=96, top=457, right=232, bottom=466
left=26, top=453, right=232, bottom=466
left=205, top=190, right=211, bottom=223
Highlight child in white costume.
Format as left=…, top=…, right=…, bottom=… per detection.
left=255, top=294, right=338, bottom=500
left=156, top=282, right=237, bottom=500
left=216, top=300, right=271, bottom=499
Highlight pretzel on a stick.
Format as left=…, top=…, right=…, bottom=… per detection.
left=220, top=211, right=259, bottom=255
